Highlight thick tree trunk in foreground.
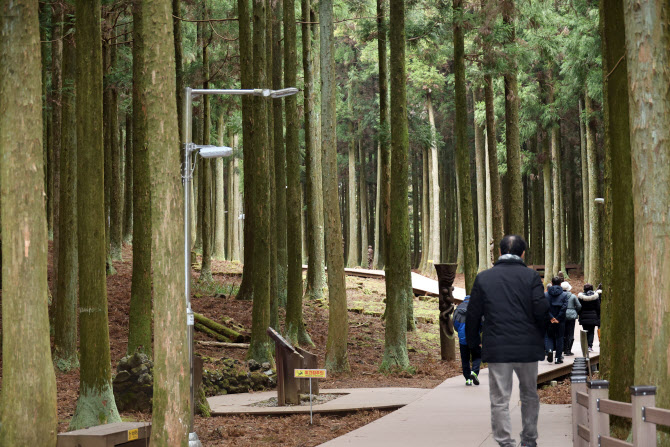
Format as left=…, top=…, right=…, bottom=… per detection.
left=381, top=0, right=412, bottom=371
left=173, top=0, right=184, bottom=144
left=303, top=0, right=325, bottom=301
left=321, top=0, right=350, bottom=372
left=140, top=0, right=190, bottom=443
left=453, top=0, right=476, bottom=293
left=600, top=0, right=634, bottom=418
left=55, top=20, right=79, bottom=372
left=0, top=1, right=58, bottom=443
left=247, top=0, right=273, bottom=363
left=128, top=0, right=152, bottom=357
left=70, top=0, right=121, bottom=429
left=624, top=1, right=670, bottom=442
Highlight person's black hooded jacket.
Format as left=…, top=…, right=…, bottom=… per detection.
left=545, top=285, right=569, bottom=322
left=465, top=255, right=549, bottom=363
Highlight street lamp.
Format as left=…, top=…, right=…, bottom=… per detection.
left=181, top=86, right=299, bottom=447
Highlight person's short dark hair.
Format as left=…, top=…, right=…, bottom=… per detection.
left=584, top=283, right=593, bottom=292
left=499, top=235, right=527, bottom=257
left=551, top=276, right=562, bottom=286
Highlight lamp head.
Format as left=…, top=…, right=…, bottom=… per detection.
left=269, top=88, right=299, bottom=98
left=197, top=145, right=234, bottom=158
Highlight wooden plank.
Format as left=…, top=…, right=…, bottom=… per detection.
left=57, top=422, right=151, bottom=447
left=577, top=424, right=590, bottom=441
left=599, top=435, right=633, bottom=447
left=576, top=391, right=589, bottom=409
left=599, top=399, right=633, bottom=419
left=644, top=406, right=670, bottom=428
left=296, top=346, right=319, bottom=395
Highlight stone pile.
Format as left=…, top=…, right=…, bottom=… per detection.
left=201, top=358, right=275, bottom=396
left=112, top=352, right=153, bottom=412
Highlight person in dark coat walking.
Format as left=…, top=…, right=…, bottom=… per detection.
left=466, top=235, right=549, bottom=447
left=578, top=283, right=602, bottom=350
left=562, top=281, right=581, bottom=356
left=544, top=276, right=569, bottom=364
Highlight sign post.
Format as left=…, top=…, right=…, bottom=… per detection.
left=294, top=369, right=327, bottom=424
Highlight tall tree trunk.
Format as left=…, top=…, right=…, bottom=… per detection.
left=200, top=26, right=213, bottom=282
left=530, top=134, right=543, bottom=266
left=359, top=141, right=369, bottom=266
left=0, top=1, right=58, bottom=443
left=453, top=0, right=476, bottom=292
left=346, top=92, right=359, bottom=267
left=600, top=0, right=634, bottom=417
left=321, top=0, right=350, bottom=371
left=551, top=123, right=561, bottom=279
left=559, top=130, right=568, bottom=276
left=585, top=93, right=600, bottom=284
left=248, top=0, right=273, bottom=363
left=285, top=0, right=312, bottom=345
left=542, top=131, right=553, bottom=286
left=110, top=35, right=123, bottom=262
left=236, top=0, right=254, bottom=301
left=303, top=0, right=325, bottom=300
left=485, top=131, right=494, bottom=266
left=141, top=0, right=190, bottom=443
left=173, top=0, right=184, bottom=144
left=426, top=92, right=441, bottom=266
left=128, top=0, right=152, bottom=357
left=123, top=114, right=133, bottom=243
left=70, top=0, right=121, bottom=429
left=54, top=18, right=79, bottom=372
left=381, top=0, right=412, bottom=370
left=412, top=150, right=421, bottom=268
left=214, top=115, right=226, bottom=260
left=419, top=147, right=429, bottom=272
left=473, top=88, right=487, bottom=272
left=40, top=2, right=51, bottom=239
left=579, top=98, right=590, bottom=278
left=232, top=134, right=241, bottom=261
left=501, top=0, right=523, bottom=235
left=624, top=1, right=670, bottom=441
left=375, top=0, right=390, bottom=270
left=483, top=79, right=503, bottom=246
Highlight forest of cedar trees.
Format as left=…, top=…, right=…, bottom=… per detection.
left=0, top=0, right=668, bottom=445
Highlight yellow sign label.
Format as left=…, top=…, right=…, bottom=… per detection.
left=294, top=369, right=327, bottom=379
left=128, top=428, right=139, bottom=441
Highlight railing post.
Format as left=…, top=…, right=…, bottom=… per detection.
left=572, top=374, right=588, bottom=447
left=630, top=386, right=657, bottom=446
left=587, top=380, right=610, bottom=446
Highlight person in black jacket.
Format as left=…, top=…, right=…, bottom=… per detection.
left=466, top=235, right=549, bottom=447
left=578, top=283, right=602, bottom=351
left=544, top=276, right=569, bottom=364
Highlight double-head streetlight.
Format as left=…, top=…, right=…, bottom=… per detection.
left=182, top=86, right=298, bottom=447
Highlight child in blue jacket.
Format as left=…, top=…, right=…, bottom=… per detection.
left=453, top=295, right=481, bottom=386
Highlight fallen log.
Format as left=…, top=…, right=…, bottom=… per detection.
left=193, top=312, right=248, bottom=342
left=196, top=341, right=250, bottom=349
left=194, top=322, right=231, bottom=343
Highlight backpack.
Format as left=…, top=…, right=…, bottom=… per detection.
left=453, top=300, right=468, bottom=324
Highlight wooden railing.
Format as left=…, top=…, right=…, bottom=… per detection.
left=571, top=364, right=670, bottom=446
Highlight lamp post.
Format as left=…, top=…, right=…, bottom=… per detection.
left=182, top=86, right=299, bottom=447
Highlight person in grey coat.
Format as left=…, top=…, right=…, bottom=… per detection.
left=561, top=281, right=581, bottom=356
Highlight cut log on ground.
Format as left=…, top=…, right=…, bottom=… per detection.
left=196, top=341, right=250, bottom=349
left=193, top=312, right=250, bottom=342
left=195, top=323, right=232, bottom=343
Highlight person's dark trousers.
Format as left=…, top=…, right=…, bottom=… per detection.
left=583, top=324, right=596, bottom=347
left=545, top=322, right=566, bottom=359
left=564, top=319, right=576, bottom=354
left=460, top=343, right=481, bottom=379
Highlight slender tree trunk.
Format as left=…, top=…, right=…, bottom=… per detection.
left=110, top=36, right=123, bottom=262
left=0, top=1, right=58, bottom=443
left=70, top=0, right=121, bottom=429
left=559, top=131, right=567, bottom=276
left=484, top=79, right=503, bottom=246
left=412, top=151, right=421, bottom=268
left=474, top=88, right=487, bottom=272
left=232, top=135, right=241, bottom=261
left=600, top=0, right=634, bottom=416
left=419, top=147, right=429, bottom=272
left=579, top=98, right=590, bottom=278
left=453, top=0, right=476, bottom=292
left=542, top=130, right=553, bottom=286
left=321, top=0, right=350, bottom=371
left=374, top=144, right=382, bottom=266
left=381, top=0, right=412, bottom=370
left=236, top=0, right=254, bottom=301
left=247, top=0, right=273, bottom=363
left=200, top=29, right=213, bottom=282
left=54, top=18, right=79, bottom=372
left=426, top=92, right=441, bottom=266
left=214, top=115, right=226, bottom=260
left=530, top=134, right=543, bottom=266
left=123, top=114, right=133, bottom=243
left=585, top=93, right=600, bottom=284
left=624, top=1, right=670, bottom=440
left=485, top=131, right=494, bottom=266
left=551, top=123, right=560, bottom=279
left=360, top=141, right=369, bottom=265
left=375, top=0, right=390, bottom=270
left=103, top=39, right=116, bottom=275
left=346, top=92, right=359, bottom=267
left=141, top=0, right=190, bottom=443
left=128, top=0, right=152, bottom=357
left=303, top=0, right=325, bottom=300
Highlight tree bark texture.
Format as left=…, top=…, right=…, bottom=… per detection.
left=585, top=93, right=600, bottom=284
left=375, top=0, right=390, bottom=270
left=0, top=0, right=58, bottom=443
left=200, top=31, right=213, bottom=282
left=359, top=141, right=369, bottom=266
left=473, top=88, right=487, bottom=272
left=123, top=114, right=133, bottom=243
left=624, top=1, right=670, bottom=441
left=214, top=116, right=226, bottom=260
left=542, top=132, right=553, bottom=286
left=109, top=36, right=123, bottom=262
left=140, top=0, right=190, bottom=443
left=427, top=92, right=441, bottom=267
left=70, top=0, right=121, bottom=429
left=484, top=76, right=503, bottom=246
left=55, top=19, right=79, bottom=372
left=453, top=0, right=476, bottom=293
left=381, top=0, right=412, bottom=371
left=321, top=0, right=350, bottom=372
left=346, top=91, right=359, bottom=267
left=551, top=124, right=561, bottom=279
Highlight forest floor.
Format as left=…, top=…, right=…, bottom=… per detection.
left=5, top=243, right=583, bottom=446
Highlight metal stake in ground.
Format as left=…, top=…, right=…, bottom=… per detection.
left=295, top=368, right=327, bottom=424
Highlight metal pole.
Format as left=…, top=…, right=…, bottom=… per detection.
left=309, top=378, right=313, bottom=425
left=183, top=87, right=202, bottom=447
